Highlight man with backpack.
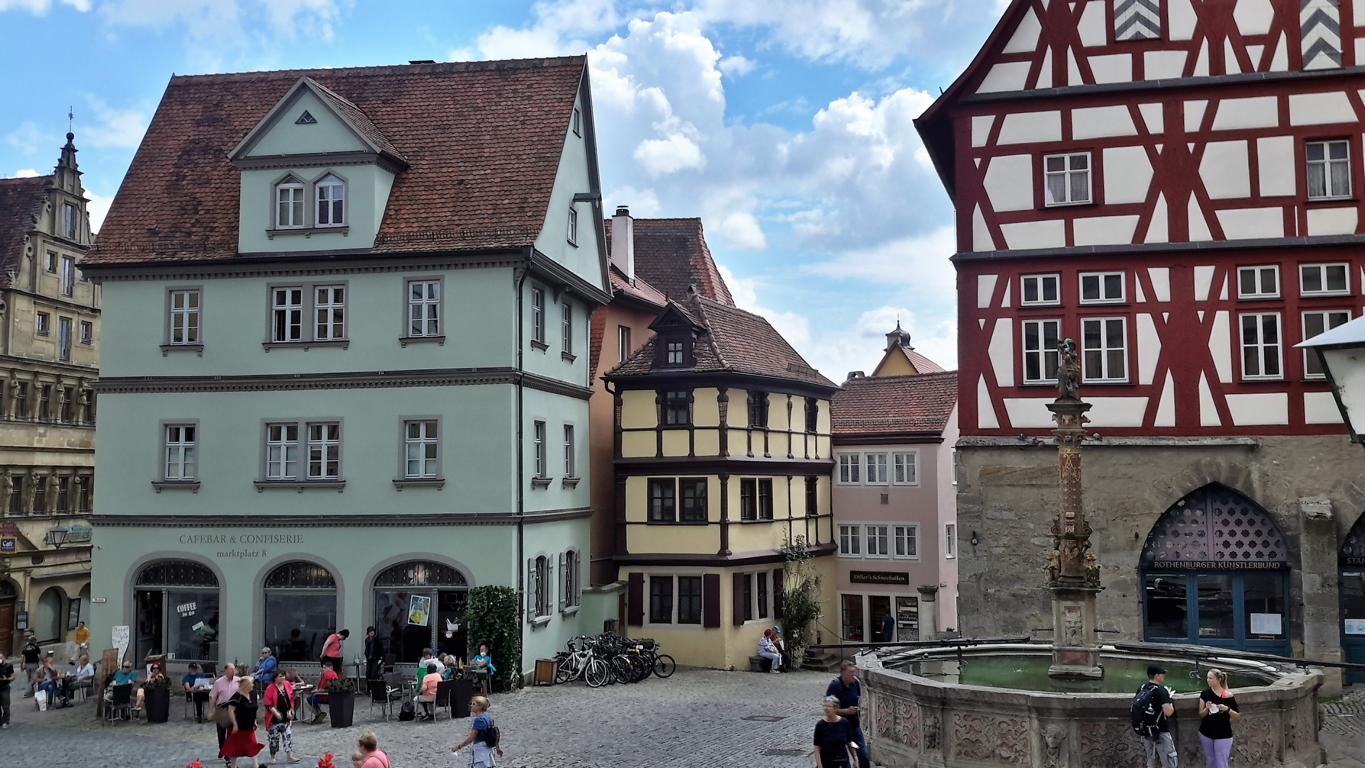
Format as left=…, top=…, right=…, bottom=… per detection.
left=1132, top=664, right=1178, bottom=767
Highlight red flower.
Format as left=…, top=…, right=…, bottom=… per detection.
left=316, top=754, right=336, bottom=768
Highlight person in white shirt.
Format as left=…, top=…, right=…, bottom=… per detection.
left=72, top=655, right=95, bottom=693
left=757, top=629, right=783, bottom=673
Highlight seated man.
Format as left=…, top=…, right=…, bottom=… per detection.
left=415, top=662, right=441, bottom=721
left=34, top=657, right=61, bottom=708
left=181, top=662, right=207, bottom=722
left=308, top=665, right=339, bottom=724
left=111, top=661, right=146, bottom=712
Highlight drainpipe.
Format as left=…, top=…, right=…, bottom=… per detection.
left=514, top=249, right=531, bottom=677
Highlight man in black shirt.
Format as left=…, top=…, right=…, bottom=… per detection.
left=0, top=652, right=14, bottom=728
left=1139, top=665, right=1178, bottom=768
left=825, top=661, right=870, bottom=768
left=20, top=636, right=39, bottom=699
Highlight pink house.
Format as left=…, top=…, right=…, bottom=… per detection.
left=830, top=331, right=958, bottom=643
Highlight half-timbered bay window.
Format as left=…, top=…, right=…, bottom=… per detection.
left=1043, top=152, right=1091, bottom=206
left=660, top=337, right=689, bottom=367
left=662, top=390, right=691, bottom=426
left=648, top=478, right=676, bottom=522
left=1240, top=313, right=1283, bottom=380
left=167, top=288, right=201, bottom=346
left=163, top=424, right=197, bottom=481
left=1081, top=317, right=1128, bottom=382
left=1307, top=140, right=1351, bottom=200
left=314, top=174, right=346, bottom=227
left=739, top=478, right=773, bottom=521
left=275, top=176, right=305, bottom=228
left=1023, top=318, right=1061, bottom=384
left=1300, top=263, right=1350, bottom=296
left=1303, top=310, right=1351, bottom=378
left=1238, top=265, right=1280, bottom=299
left=805, top=397, right=819, bottom=432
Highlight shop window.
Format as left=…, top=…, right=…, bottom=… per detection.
left=263, top=561, right=337, bottom=661
left=134, top=560, right=220, bottom=662
left=373, top=561, right=468, bottom=664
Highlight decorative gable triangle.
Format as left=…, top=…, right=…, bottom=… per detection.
left=228, top=76, right=405, bottom=165
left=295, top=110, right=318, bottom=125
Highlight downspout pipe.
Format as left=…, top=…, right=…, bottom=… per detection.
left=514, top=248, right=531, bottom=680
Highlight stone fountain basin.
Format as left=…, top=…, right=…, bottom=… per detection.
left=864, top=644, right=1323, bottom=768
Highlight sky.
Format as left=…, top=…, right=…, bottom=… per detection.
left=0, top=0, right=1007, bottom=379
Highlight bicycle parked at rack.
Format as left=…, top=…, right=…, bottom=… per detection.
left=552, top=633, right=676, bottom=687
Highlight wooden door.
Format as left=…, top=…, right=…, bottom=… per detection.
left=0, top=598, right=14, bottom=656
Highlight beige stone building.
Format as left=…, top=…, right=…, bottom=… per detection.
left=0, top=132, right=99, bottom=655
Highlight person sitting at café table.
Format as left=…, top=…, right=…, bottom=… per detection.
left=182, top=662, right=209, bottom=722
left=415, top=648, right=444, bottom=681
left=254, top=647, right=278, bottom=686
left=34, top=656, right=64, bottom=708
left=308, top=665, right=339, bottom=724
left=72, top=654, right=95, bottom=692
left=112, top=660, right=146, bottom=712
left=414, top=662, right=441, bottom=721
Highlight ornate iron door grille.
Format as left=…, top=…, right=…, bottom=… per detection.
left=1140, top=485, right=1289, bottom=569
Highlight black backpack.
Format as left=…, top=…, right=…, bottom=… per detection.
left=479, top=718, right=500, bottom=748
left=398, top=700, right=416, bottom=721
left=1130, top=682, right=1163, bottom=739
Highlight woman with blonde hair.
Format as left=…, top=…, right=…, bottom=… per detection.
left=1198, top=668, right=1241, bottom=768
left=357, top=731, right=390, bottom=768
left=451, top=695, right=503, bottom=767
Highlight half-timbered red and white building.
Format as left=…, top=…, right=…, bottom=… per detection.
left=918, top=0, right=1365, bottom=683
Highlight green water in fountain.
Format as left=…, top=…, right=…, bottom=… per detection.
left=908, top=655, right=1271, bottom=693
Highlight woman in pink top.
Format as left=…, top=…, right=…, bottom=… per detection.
left=357, top=732, right=390, bottom=768
left=415, top=662, right=442, bottom=720
left=319, top=629, right=349, bottom=674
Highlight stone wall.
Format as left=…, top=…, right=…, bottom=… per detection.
left=955, top=436, right=1365, bottom=679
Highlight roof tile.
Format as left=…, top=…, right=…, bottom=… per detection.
left=0, top=176, right=50, bottom=287
left=830, top=371, right=958, bottom=435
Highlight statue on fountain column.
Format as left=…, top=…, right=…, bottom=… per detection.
left=0, top=470, right=12, bottom=513
left=1057, top=338, right=1080, bottom=401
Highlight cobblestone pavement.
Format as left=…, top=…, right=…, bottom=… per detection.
left=1322, top=687, right=1365, bottom=768
left=1, top=670, right=834, bottom=768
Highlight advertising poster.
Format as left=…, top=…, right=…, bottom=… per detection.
left=407, top=594, right=432, bottom=627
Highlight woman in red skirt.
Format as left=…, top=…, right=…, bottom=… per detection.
left=223, top=676, right=264, bottom=768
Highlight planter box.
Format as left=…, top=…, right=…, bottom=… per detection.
left=328, top=690, right=355, bottom=729
left=145, top=686, right=171, bottom=723
left=451, top=678, right=472, bottom=719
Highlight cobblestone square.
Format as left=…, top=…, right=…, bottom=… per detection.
left=2, top=670, right=833, bottom=768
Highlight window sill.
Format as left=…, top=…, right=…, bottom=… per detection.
left=1305, top=196, right=1356, bottom=206
left=1300, top=291, right=1353, bottom=298
left=266, top=226, right=350, bottom=239
left=1076, top=300, right=1127, bottom=307
left=253, top=480, right=345, bottom=492
left=560, top=605, right=580, bottom=617
left=561, top=476, right=581, bottom=488
left=737, top=518, right=777, bottom=525
left=530, top=340, right=550, bottom=352
left=561, top=351, right=577, bottom=363
left=1041, top=200, right=1095, bottom=210
left=160, top=344, right=204, bottom=357
left=262, top=340, right=349, bottom=352
left=567, top=239, right=579, bottom=248
left=646, top=519, right=709, bottom=526
left=1239, top=376, right=1286, bottom=384
left=1022, top=379, right=1059, bottom=387
left=1080, top=379, right=1131, bottom=386
left=1019, top=302, right=1062, bottom=309
left=393, top=478, right=445, bottom=490
left=151, top=480, right=201, bottom=493
left=530, top=615, right=551, bottom=628
left=530, top=476, right=552, bottom=489
left=1235, top=295, right=1281, bottom=301
left=399, top=335, right=445, bottom=347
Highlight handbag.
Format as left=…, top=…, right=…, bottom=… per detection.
left=214, top=701, right=232, bottom=727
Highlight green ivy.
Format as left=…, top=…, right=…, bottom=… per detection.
left=780, top=535, right=823, bottom=668
left=464, top=585, right=522, bottom=691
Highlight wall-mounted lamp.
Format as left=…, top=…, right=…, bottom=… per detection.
left=969, top=530, right=980, bottom=547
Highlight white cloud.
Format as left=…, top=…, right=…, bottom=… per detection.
left=0, top=0, right=89, bottom=13
left=807, top=226, right=957, bottom=297
left=5, top=120, right=47, bottom=156
left=633, top=132, right=704, bottom=176
left=720, top=266, right=810, bottom=348
left=98, top=0, right=342, bottom=60
left=451, top=0, right=618, bottom=60
left=718, top=54, right=756, bottom=77
left=12, top=168, right=40, bottom=178
left=85, top=189, right=114, bottom=234
left=714, top=211, right=766, bottom=251
left=604, top=185, right=662, bottom=218
left=81, top=97, right=149, bottom=150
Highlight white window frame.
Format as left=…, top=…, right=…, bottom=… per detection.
left=163, top=424, right=197, bottom=481
left=35, top=311, right=49, bottom=337
left=560, top=549, right=583, bottom=611
left=1239, top=312, right=1284, bottom=381
left=270, top=287, right=304, bottom=343
left=1022, top=318, right=1061, bottom=384
left=79, top=320, right=92, bottom=345
left=893, top=524, right=920, bottom=559
left=1302, top=309, right=1352, bottom=379
left=306, top=422, right=341, bottom=480
left=531, top=288, right=546, bottom=345
left=1020, top=274, right=1061, bottom=306
left=1079, top=271, right=1125, bottom=305
left=168, top=288, right=201, bottom=346
left=406, top=278, right=441, bottom=338
left=1300, top=263, right=1351, bottom=297
left=1307, top=139, right=1352, bottom=201
left=275, top=178, right=306, bottom=229
left=865, top=524, right=890, bottom=558
left=403, top=419, right=440, bottom=479
left=836, top=453, right=861, bottom=485
left=561, top=302, right=573, bottom=355
left=314, top=174, right=346, bottom=227
left=617, top=325, right=632, bottom=364
left=563, top=424, right=576, bottom=478
left=1237, top=265, right=1280, bottom=300
left=533, top=420, right=547, bottom=479
left=1043, top=151, right=1092, bottom=206
left=313, top=285, right=346, bottom=341
left=838, top=524, right=862, bottom=557
left=1081, top=316, right=1128, bottom=383
left=263, top=423, right=302, bottom=480
left=57, top=317, right=71, bottom=362
left=892, top=451, right=919, bottom=486
left=945, top=523, right=957, bottom=559
left=567, top=207, right=578, bottom=246
left=532, top=555, right=551, bottom=618
left=865, top=453, right=889, bottom=485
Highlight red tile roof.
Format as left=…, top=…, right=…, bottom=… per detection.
left=87, top=57, right=587, bottom=266
left=606, top=217, right=734, bottom=306
left=608, top=291, right=836, bottom=390
left=0, top=176, right=50, bottom=287
left=879, top=343, right=946, bottom=374
left=831, top=371, right=958, bottom=436
left=608, top=264, right=667, bottom=307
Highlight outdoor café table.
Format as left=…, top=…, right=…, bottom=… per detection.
left=294, top=683, right=315, bottom=722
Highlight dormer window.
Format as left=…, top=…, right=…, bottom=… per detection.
left=663, top=338, right=688, bottom=367
left=315, top=174, right=346, bottom=227
left=275, top=177, right=305, bottom=229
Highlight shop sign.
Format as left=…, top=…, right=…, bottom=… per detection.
left=176, top=601, right=198, bottom=618
left=15, top=611, right=27, bottom=631
left=849, top=570, right=910, bottom=585
left=0, top=523, right=17, bottom=536
left=1146, top=560, right=1286, bottom=571
left=1343, top=557, right=1365, bottom=567
left=177, top=530, right=306, bottom=560
left=0, top=537, right=14, bottom=553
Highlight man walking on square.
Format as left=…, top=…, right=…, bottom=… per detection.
left=826, top=661, right=870, bottom=768
left=211, top=663, right=238, bottom=767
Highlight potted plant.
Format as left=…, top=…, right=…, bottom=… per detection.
left=143, top=673, right=172, bottom=723
left=325, top=677, right=356, bottom=728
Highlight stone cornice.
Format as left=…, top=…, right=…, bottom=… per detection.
left=83, top=250, right=526, bottom=282
left=91, top=507, right=592, bottom=528
left=94, top=367, right=594, bottom=399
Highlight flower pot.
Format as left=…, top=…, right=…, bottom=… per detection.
left=451, top=678, right=472, bottom=719
left=327, top=690, right=355, bottom=728
left=145, top=686, right=171, bottom=723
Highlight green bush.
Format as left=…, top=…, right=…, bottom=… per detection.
left=780, top=535, right=823, bottom=669
left=464, top=585, right=522, bottom=691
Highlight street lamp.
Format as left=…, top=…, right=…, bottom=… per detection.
left=45, top=526, right=70, bottom=549
left=1297, top=315, right=1365, bottom=444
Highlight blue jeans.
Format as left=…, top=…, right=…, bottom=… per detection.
left=850, top=722, right=870, bottom=768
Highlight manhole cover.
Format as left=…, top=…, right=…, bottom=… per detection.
left=743, top=715, right=787, bottom=722
left=762, top=748, right=806, bottom=757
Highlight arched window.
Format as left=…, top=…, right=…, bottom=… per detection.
left=275, top=176, right=305, bottom=229
left=315, top=174, right=346, bottom=227
left=373, top=560, right=467, bottom=664
left=34, top=587, right=63, bottom=643
left=134, top=559, right=219, bottom=662
left=263, top=561, right=337, bottom=661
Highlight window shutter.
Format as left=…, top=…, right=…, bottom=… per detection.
left=703, top=573, right=720, bottom=628
left=732, top=572, right=746, bottom=626
left=773, top=569, right=785, bottom=620
left=627, top=572, right=643, bottom=626
left=557, top=552, right=566, bottom=613
left=526, top=559, right=536, bottom=618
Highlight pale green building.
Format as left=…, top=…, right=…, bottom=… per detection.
left=84, top=58, right=613, bottom=676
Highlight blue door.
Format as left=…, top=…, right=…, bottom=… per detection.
left=1142, top=570, right=1291, bottom=657
left=1342, top=570, right=1365, bottom=684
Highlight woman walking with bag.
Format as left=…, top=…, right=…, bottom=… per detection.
left=1198, top=668, right=1241, bottom=768
left=263, top=674, right=301, bottom=764
left=224, top=677, right=264, bottom=768
left=451, top=695, right=503, bottom=767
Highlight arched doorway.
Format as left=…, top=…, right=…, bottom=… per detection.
left=1342, top=513, right=1365, bottom=684
left=263, top=561, right=338, bottom=661
left=372, top=560, right=467, bottom=664
left=134, top=560, right=220, bottom=662
left=1139, top=484, right=1292, bottom=656
left=34, top=587, right=64, bottom=643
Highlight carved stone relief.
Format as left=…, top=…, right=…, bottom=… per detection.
left=952, top=712, right=1028, bottom=765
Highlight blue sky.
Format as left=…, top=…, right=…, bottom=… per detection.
left=0, top=0, right=1005, bottom=378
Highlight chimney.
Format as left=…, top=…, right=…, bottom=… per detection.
left=847, top=371, right=865, bottom=381
left=610, top=205, right=635, bottom=283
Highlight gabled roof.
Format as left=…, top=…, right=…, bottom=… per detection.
left=831, top=371, right=958, bottom=436
left=228, top=76, right=407, bottom=164
left=607, top=291, right=837, bottom=390
left=872, top=342, right=947, bottom=376
left=608, top=263, right=667, bottom=308
left=0, top=175, right=51, bottom=287
left=606, top=217, right=734, bottom=306
left=88, top=57, right=588, bottom=266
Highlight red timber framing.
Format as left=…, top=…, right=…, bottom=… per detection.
left=918, top=0, right=1365, bottom=438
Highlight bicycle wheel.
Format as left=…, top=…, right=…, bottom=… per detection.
left=555, top=656, right=574, bottom=685
left=631, top=655, right=650, bottom=683
left=610, top=655, right=632, bottom=684
left=584, top=658, right=610, bottom=688
left=653, top=654, right=677, bottom=678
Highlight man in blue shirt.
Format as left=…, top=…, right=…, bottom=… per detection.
left=825, top=661, right=870, bottom=768
left=254, top=647, right=278, bottom=686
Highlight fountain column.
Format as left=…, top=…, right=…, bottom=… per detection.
left=916, top=585, right=938, bottom=641
left=1045, top=339, right=1103, bottom=680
